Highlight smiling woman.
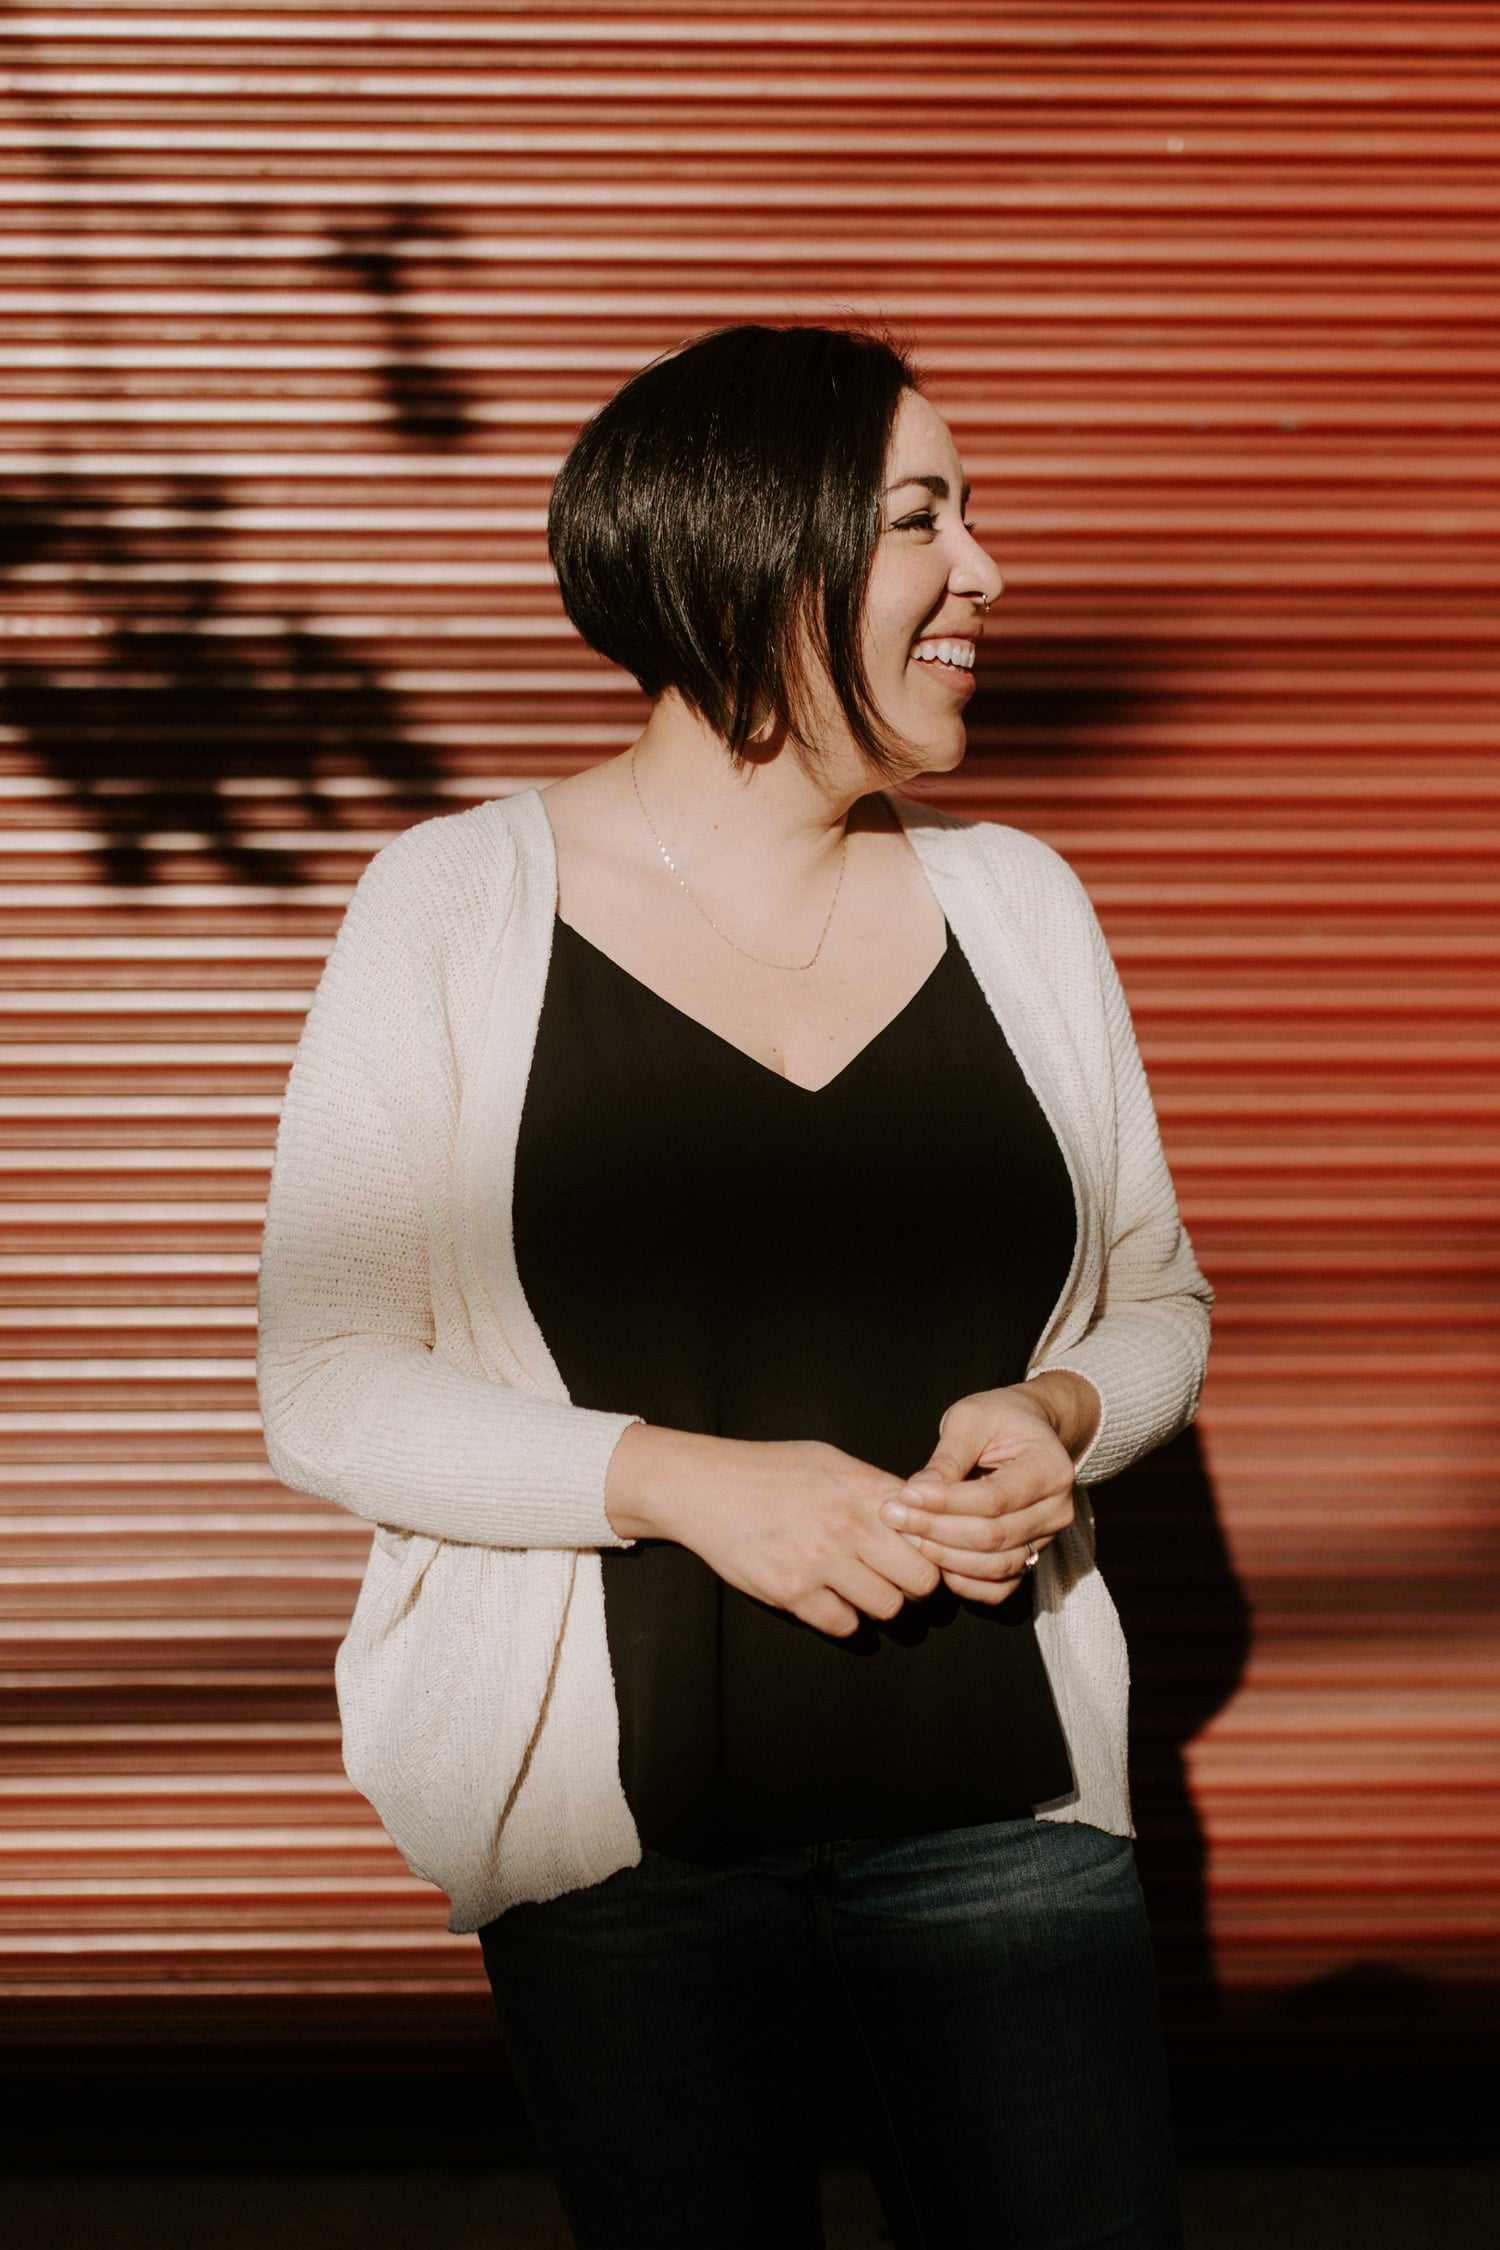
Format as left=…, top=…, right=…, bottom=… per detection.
left=257, top=321, right=1211, bottom=2250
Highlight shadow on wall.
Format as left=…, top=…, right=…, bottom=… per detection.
left=1092, top=1411, right=1490, bottom=2150
left=328, top=206, right=478, bottom=447
left=1089, top=1426, right=1252, bottom=2059
left=0, top=189, right=474, bottom=878
left=961, top=622, right=1205, bottom=770
left=965, top=655, right=1148, bottom=747
left=1175, top=1961, right=1498, bottom=2155
left=0, top=475, right=429, bottom=884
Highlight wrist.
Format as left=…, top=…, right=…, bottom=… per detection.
left=1023, top=1369, right=1101, bottom=1463
left=603, top=1421, right=746, bottom=1543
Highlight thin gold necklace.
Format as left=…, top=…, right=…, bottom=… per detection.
left=629, top=744, right=849, bottom=974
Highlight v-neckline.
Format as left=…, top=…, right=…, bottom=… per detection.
left=552, top=912, right=951, bottom=1097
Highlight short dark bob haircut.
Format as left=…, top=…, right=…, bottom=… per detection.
left=548, top=323, right=919, bottom=774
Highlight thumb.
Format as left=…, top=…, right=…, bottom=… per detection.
left=903, top=1433, right=977, bottom=1499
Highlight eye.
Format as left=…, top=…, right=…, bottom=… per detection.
left=892, top=510, right=938, bottom=534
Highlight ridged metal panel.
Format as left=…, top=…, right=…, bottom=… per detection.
left=0, top=3, right=1495, bottom=2064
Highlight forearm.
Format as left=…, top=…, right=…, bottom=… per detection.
left=604, top=1419, right=765, bottom=1544
left=260, top=1335, right=639, bottom=1549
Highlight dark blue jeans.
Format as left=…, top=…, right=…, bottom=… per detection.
left=479, top=1815, right=1183, bottom=2250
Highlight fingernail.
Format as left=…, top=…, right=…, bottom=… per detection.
left=881, top=1501, right=908, bottom=1526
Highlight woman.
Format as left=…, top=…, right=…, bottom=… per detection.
left=258, top=323, right=1211, bottom=2250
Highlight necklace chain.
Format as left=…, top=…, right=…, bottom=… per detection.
left=629, top=745, right=849, bottom=974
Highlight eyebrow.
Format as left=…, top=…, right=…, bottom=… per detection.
left=884, top=472, right=973, bottom=508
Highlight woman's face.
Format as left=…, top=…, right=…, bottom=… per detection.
left=858, top=388, right=1005, bottom=775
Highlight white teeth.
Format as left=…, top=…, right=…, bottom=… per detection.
left=912, top=639, right=975, bottom=670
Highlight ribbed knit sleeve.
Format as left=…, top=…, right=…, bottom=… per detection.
left=257, top=826, right=640, bottom=1550
left=1010, top=838, right=1213, bottom=1488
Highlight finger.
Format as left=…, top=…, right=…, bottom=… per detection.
left=861, top=1528, right=942, bottom=1601
left=911, top=1397, right=995, bottom=1487
left=893, top=1456, right=1053, bottom=1520
left=913, top=1534, right=1039, bottom=1581
left=834, top=1558, right=916, bottom=1625
left=881, top=1491, right=1059, bottom=1549
left=941, top=1566, right=1024, bottom=1606
left=887, top=1505, right=1008, bottom=1554
left=796, top=1587, right=862, bottom=1638
left=912, top=1440, right=975, bottom=1488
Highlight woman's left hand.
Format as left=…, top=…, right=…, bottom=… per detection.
left=877, top=1373, right=1100, bottom=1604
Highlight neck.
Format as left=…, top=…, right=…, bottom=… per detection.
left=627, top=691, right=888, bottom=890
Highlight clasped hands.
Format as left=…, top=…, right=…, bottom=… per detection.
left=878, top=1373, right=1097, bottom=1608
left=603, top=1371, right=1100, bottom=1642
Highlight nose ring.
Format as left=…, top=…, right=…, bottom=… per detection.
left=976, top=594, right=992, bottom=614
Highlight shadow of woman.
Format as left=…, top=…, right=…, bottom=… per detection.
left=1089, top=1425, right=1252, bottom=2066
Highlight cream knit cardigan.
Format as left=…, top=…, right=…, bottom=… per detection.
left=257, top=784, right=1211, bottom=1933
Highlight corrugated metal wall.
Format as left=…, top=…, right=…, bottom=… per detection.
left=1, top=3, right=1495, bottom=2068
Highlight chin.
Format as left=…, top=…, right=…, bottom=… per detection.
left=891, top=723, right=969, bottom=784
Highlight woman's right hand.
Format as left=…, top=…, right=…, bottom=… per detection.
left=604, top=1424, right=942, bottom=1638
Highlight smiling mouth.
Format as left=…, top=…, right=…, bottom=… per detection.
left=910, top=638, right=976, bottom=672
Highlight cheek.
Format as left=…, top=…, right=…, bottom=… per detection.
left=861, top=578, right=927, bottom=680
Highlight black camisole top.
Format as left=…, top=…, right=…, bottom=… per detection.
left=513, top=913, right=1079, bottom=1862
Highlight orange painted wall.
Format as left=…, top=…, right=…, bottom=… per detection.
left=0, top=3, right=1495, bottom=2065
